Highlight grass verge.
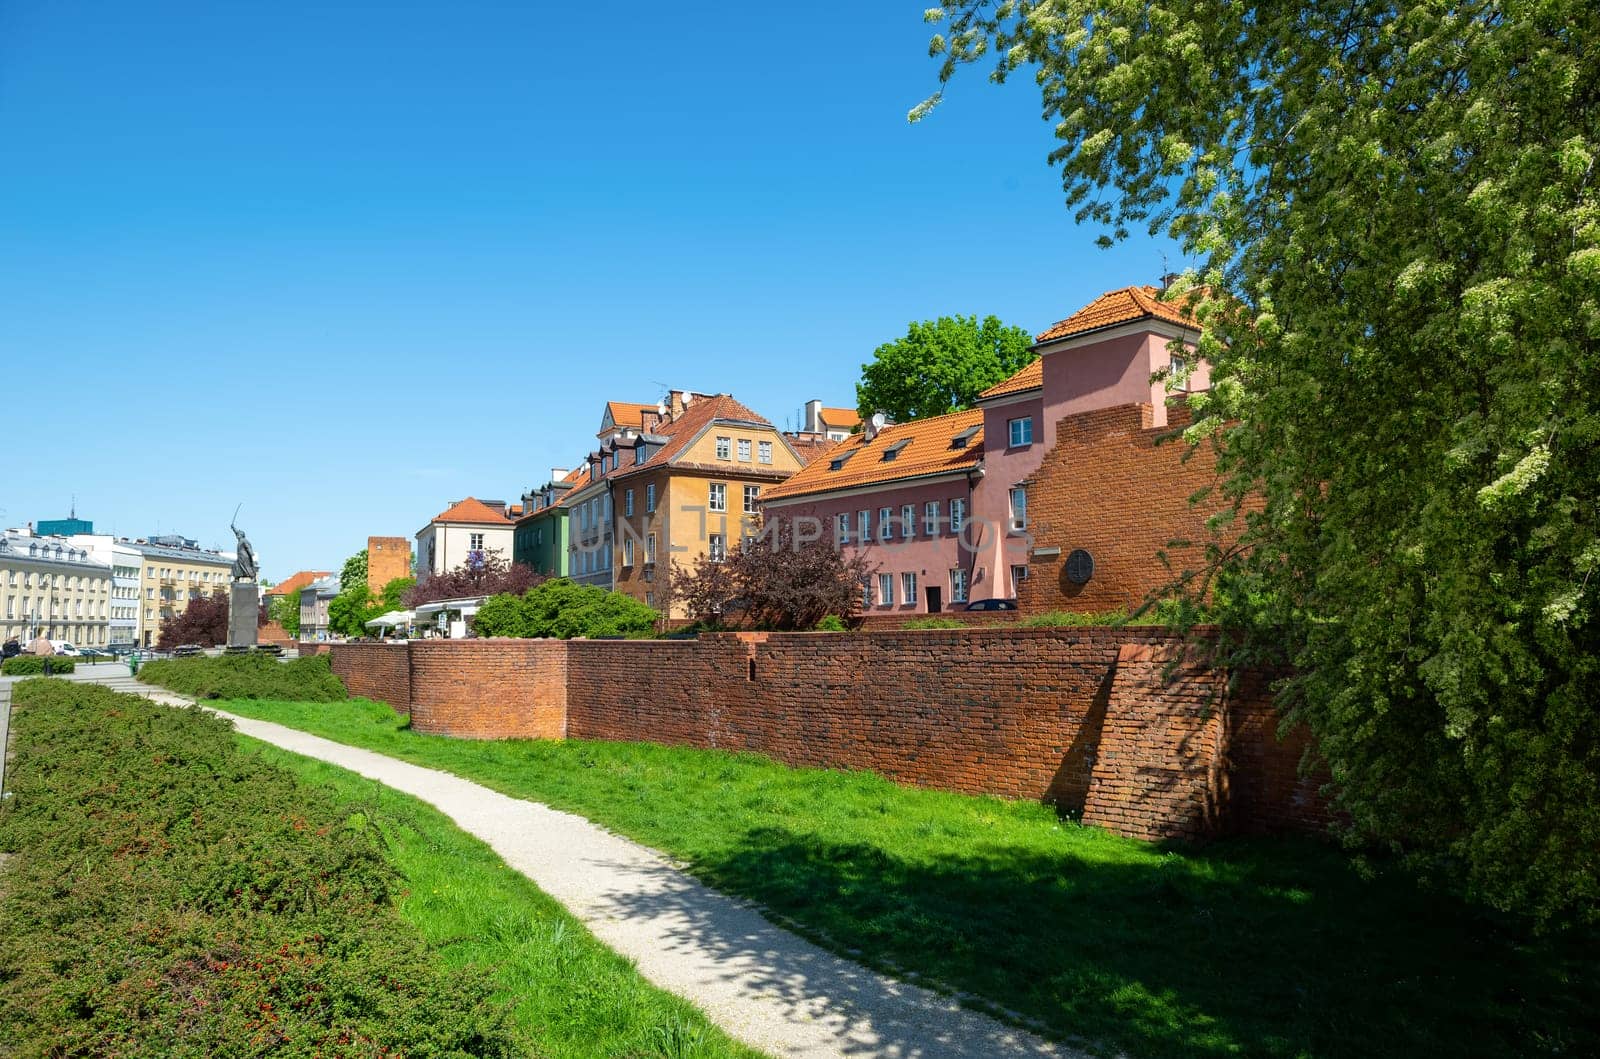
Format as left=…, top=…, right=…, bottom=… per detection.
left=213, top=695, right=1600, bottom=1058
left=242, top=740, right=765, bottom=1059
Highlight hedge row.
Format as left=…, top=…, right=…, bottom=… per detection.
left=0, top=680, right=514, bottom=1056
left=1, top=655, right=76, bottom=675
left=138, top=652, right=347, bottom=702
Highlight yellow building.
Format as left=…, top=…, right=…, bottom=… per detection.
left=128, top=535, right=235, bottom=646
left=0, top=532, right=112, bottom=647
left=573, top=391, right=809, bottom=620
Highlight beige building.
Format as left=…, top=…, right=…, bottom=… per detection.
left=0, top=531, right=112, bottom=647
left=126, top=535, right=235, bottom=647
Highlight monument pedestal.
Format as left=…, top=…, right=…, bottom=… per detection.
left=228, top=582, right=259, bottom=648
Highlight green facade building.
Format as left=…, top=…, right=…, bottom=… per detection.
left=513, top=468, right=583, bottom=577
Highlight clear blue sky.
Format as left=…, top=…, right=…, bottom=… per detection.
left=1, top=1, right=1182, bottom=579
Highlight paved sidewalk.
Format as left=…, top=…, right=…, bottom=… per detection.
left=123, top=684, right=1068, bottom=1059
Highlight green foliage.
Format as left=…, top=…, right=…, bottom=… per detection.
left=1018, top=609, right=1128, bottom=628
left=138, top=652, right=348, bottom=702
left=472, top=579, right=658, bottom=639
left=269, top=591, right=301, bottom=637
left=327, top=583, right=372, bottom=637
left=0, top=680, right=514, bottom=1056
left=379, top=576, right=415, bottom=609
left=927, top=0, right=1600, bottom=925
left=855, top=314, right=1035, bottom=421
left=253, top=744, right=764, bottom=1059
left=900, top=617, right=966, bottom=629
left=1, top=655, right=75, bottom=675
left=339, top=548, right=369, bottom=592
left=217, top=696, right=1600, bottom=1057
left=812, top=614, right=848, bottom=632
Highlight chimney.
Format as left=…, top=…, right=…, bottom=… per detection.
left=642, top=409, right=663, bottom=433
left=482, top=500, right=507, bottom=516
left=804, top=399, right=822, bottom=433
left=667, top=390, right=689, bottom=417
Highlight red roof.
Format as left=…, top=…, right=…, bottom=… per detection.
left=1035, top=285, right=1204, bottom=344
left=604, top=401, right=659, bottom=433
left=607, top=394, right=774, bottom=482
left=762, top=409, right=984, bottom=503
left=431, top=497, right=512, bottom=524
left=977, top=358, right=1043, bottom=400
left=265, top=569, right=331, bottom=598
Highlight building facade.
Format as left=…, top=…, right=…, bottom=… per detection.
left=415, top=499, right=514, bottom=583
left=122, top=536, right=235, bottom=647
left=298, top=575, right=341, bottom=641
left=0, top=531, right=112, bottom=646
left=67, top=534, right=144, bottom=649
left=514, top=467, right=585, bottom=577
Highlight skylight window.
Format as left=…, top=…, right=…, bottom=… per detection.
left=951, top=425, right=980, bottom=449
left=829, top=449, right=859, bottom=472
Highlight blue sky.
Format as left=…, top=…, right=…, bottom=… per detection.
left=1, top=1, right=1181, bottom=579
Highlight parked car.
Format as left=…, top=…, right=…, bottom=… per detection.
left=49, top=641, right=81, bottom=656
left=963, top=598, right=1018, bottom=612
left=78, top=648, right=112, bottom=662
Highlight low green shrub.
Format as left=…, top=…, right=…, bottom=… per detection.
left=1, top=655, right=75, bottom=675
left=812, top=614, right=848, bottom=632
left=0, top=680, right=514, bottom=1056
left=900, top=617, right=966, bottom=630
left=138, top=652, right=347, bottom=701
left=473, top=578, right=658, bottom=639
left=1018, top=609, right=1128, bottom=627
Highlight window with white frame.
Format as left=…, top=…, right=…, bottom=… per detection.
left=737, top=439, right=752, bottom=462
left=902, top=571, right=917, bottom=604
left=625, top=490, right=634, bottom=516
left=862, top=578, right=873, bottom=608
left=924, top=501, right=939, bottom=536
left=646, top=484, right=656, bottom=512
left=645, top=533, right=656, bottom=563
left=837, top=512, right=851, bottom=544
left=744, top=485, right=760, bottom=513
left=1008, top=416, right=1034, bottom=447
left=470, top=532, right=485, bottom=551
left=858, top=509, right=870, bottom=542
left=879, top=507, right=893, bottom=541
left=1009, top=487, right=1028, bottom=530
left=950, top=568, right=969, bottom=603
left=1010, top=564, right=1028, bottom=595
left=716, top=436, right=732, bottom=460
left=758, top=440, right=773, bottom=464
left=878, top=573, right=894, bottom=606
left=645, top=591, right=654, bottom=607
left=623, top=538, right=635, bottom=566
left=709, top=483, right=727, bottom=512
left=709, top=534, right=727, bottom=562
left=901, top=504, right=916, bottom=538
left=951, top=498, right=967, bottom=534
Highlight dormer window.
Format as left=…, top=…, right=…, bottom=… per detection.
left=829, top=449, right=859, bottom=472
left=881, top=439, right=910, bottom=461
left=951, top=425, right=980, bottom=449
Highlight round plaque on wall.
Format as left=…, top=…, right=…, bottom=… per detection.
left=1065, top=548, right=1094, bottom=585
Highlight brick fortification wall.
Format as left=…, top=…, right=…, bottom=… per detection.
left=329, top=627, right=1324, bottom=841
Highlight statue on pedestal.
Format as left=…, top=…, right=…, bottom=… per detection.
left=231, top=507, right=258, bottom=582
left=227, top=506, right=259, bottom=649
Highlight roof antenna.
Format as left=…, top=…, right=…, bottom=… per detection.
left=1160, top=252, right=1170, bottom=290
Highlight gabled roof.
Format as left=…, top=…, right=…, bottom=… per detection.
left=819, top=406, right=861, bottom=430
left=608, top=393, right=777, bottom=481
left=603, top=401, right=660, bottom=433
left=761, top=409, right=984, bottom=503
left=265, top=569, right=331, bottom=598
left=516, top=466, right=591, bottom=522
left=1035, top=284, right=1204, bottom=345
left=786, top=435, right=841, bottom=467
left=430, top=497, right=512, bottom=525
left=978, top=358, right=1043, bottom=400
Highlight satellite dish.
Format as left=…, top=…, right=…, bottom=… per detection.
left=682, top=393, right=694, bottom=406
left=657, top=402, right=667, bottom=416
left=870, top=412, right=887, bottom=430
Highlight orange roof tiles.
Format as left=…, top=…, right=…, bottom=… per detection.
left=786, top=435, right=842, bottom=467
left=608, top=393, right=774, bottom=481
left=977, top=358, right=1043, bottom=400
left=762, top=409, right=984, bottom=503
left=604, top=401, right=659, bottom=432
left=265, top=569, right=331, bottom=598
left=819, top=406, right=860, bottom=430
left=1035, top=284, right=1204, bottom=344
left=431, top=497, right=512, bottom=524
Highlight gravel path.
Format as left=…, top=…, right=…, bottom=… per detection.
left=121, top=684, right=1070, bottom=1059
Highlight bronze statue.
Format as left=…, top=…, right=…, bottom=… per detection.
left=230, top=506, right=258, bottom=582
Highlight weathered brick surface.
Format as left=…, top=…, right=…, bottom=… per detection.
left=327, top=628, right=1325, bottom=839
left=408, top=640, right=567, bottom=740
left=367, top=536, right=412, bottom=593
left=330, top=642, right=411, bottom=713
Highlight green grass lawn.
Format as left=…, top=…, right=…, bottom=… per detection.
left=241, top=739, right=764, bottom=1059
left=217, top=696, right=1600, bottom=1058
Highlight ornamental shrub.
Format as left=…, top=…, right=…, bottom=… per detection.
left=138, top=652, right=347, bottom=702
left=812, top=615, right=848, bottom=632
left=473, top=579, right=658, bottom=639
left=1, top=655, right=75, bottom=675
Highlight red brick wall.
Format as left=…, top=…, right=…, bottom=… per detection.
left=330, top=642, right=411, bottom=713
left=407, top=640, right=567, bottom=740
left=1018, top=401, right=1238, bottom=615
left=367, top=536, right=411, bottom=594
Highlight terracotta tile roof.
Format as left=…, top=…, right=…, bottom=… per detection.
left=1035, top=284, right=1204, bottom=344
left=608, top=394, right=774, bottom=482
left=819, top=406, right=861, bottom=430
left=605, top=401, right=659, bottom=432
left=787, top=435, right=842, bottom=466
left=265, top=569, right=331, bottom=598
left=977, top=358, right=1043, bottom=400
left=762, top=409, right=984, bottom=503
left=431, top=497, right=512, bottom=524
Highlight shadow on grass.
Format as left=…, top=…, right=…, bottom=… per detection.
left=597, top=828, right=1599, bottom=1059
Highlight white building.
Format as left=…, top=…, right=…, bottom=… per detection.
left=415, top=498, right=514, bottom=583
left=67, top=534, right=144, bottom=650
left=0, top=530, right=112, bottom=647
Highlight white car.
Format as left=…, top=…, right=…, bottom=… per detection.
left=48, top=640, right=80, bottom=656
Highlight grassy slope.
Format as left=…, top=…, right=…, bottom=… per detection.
left=241, top=739, right=764, bottom=1059
left=218, top=697, right=1600, bottom=1058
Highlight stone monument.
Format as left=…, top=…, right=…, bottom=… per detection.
left=227, top=509, right=259, bottom=649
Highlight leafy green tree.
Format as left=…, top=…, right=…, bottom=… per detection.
left=922, top=1, right=1600, bottom=923
left=327, top=584, right=373, bottom=638
left=472, top=579, right=658, bottom=639
left=269, top=592, right=301, bottom=638
left=339, top=549, right=368, bottom=592
left=856, top=314, right=1034, bottom=421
